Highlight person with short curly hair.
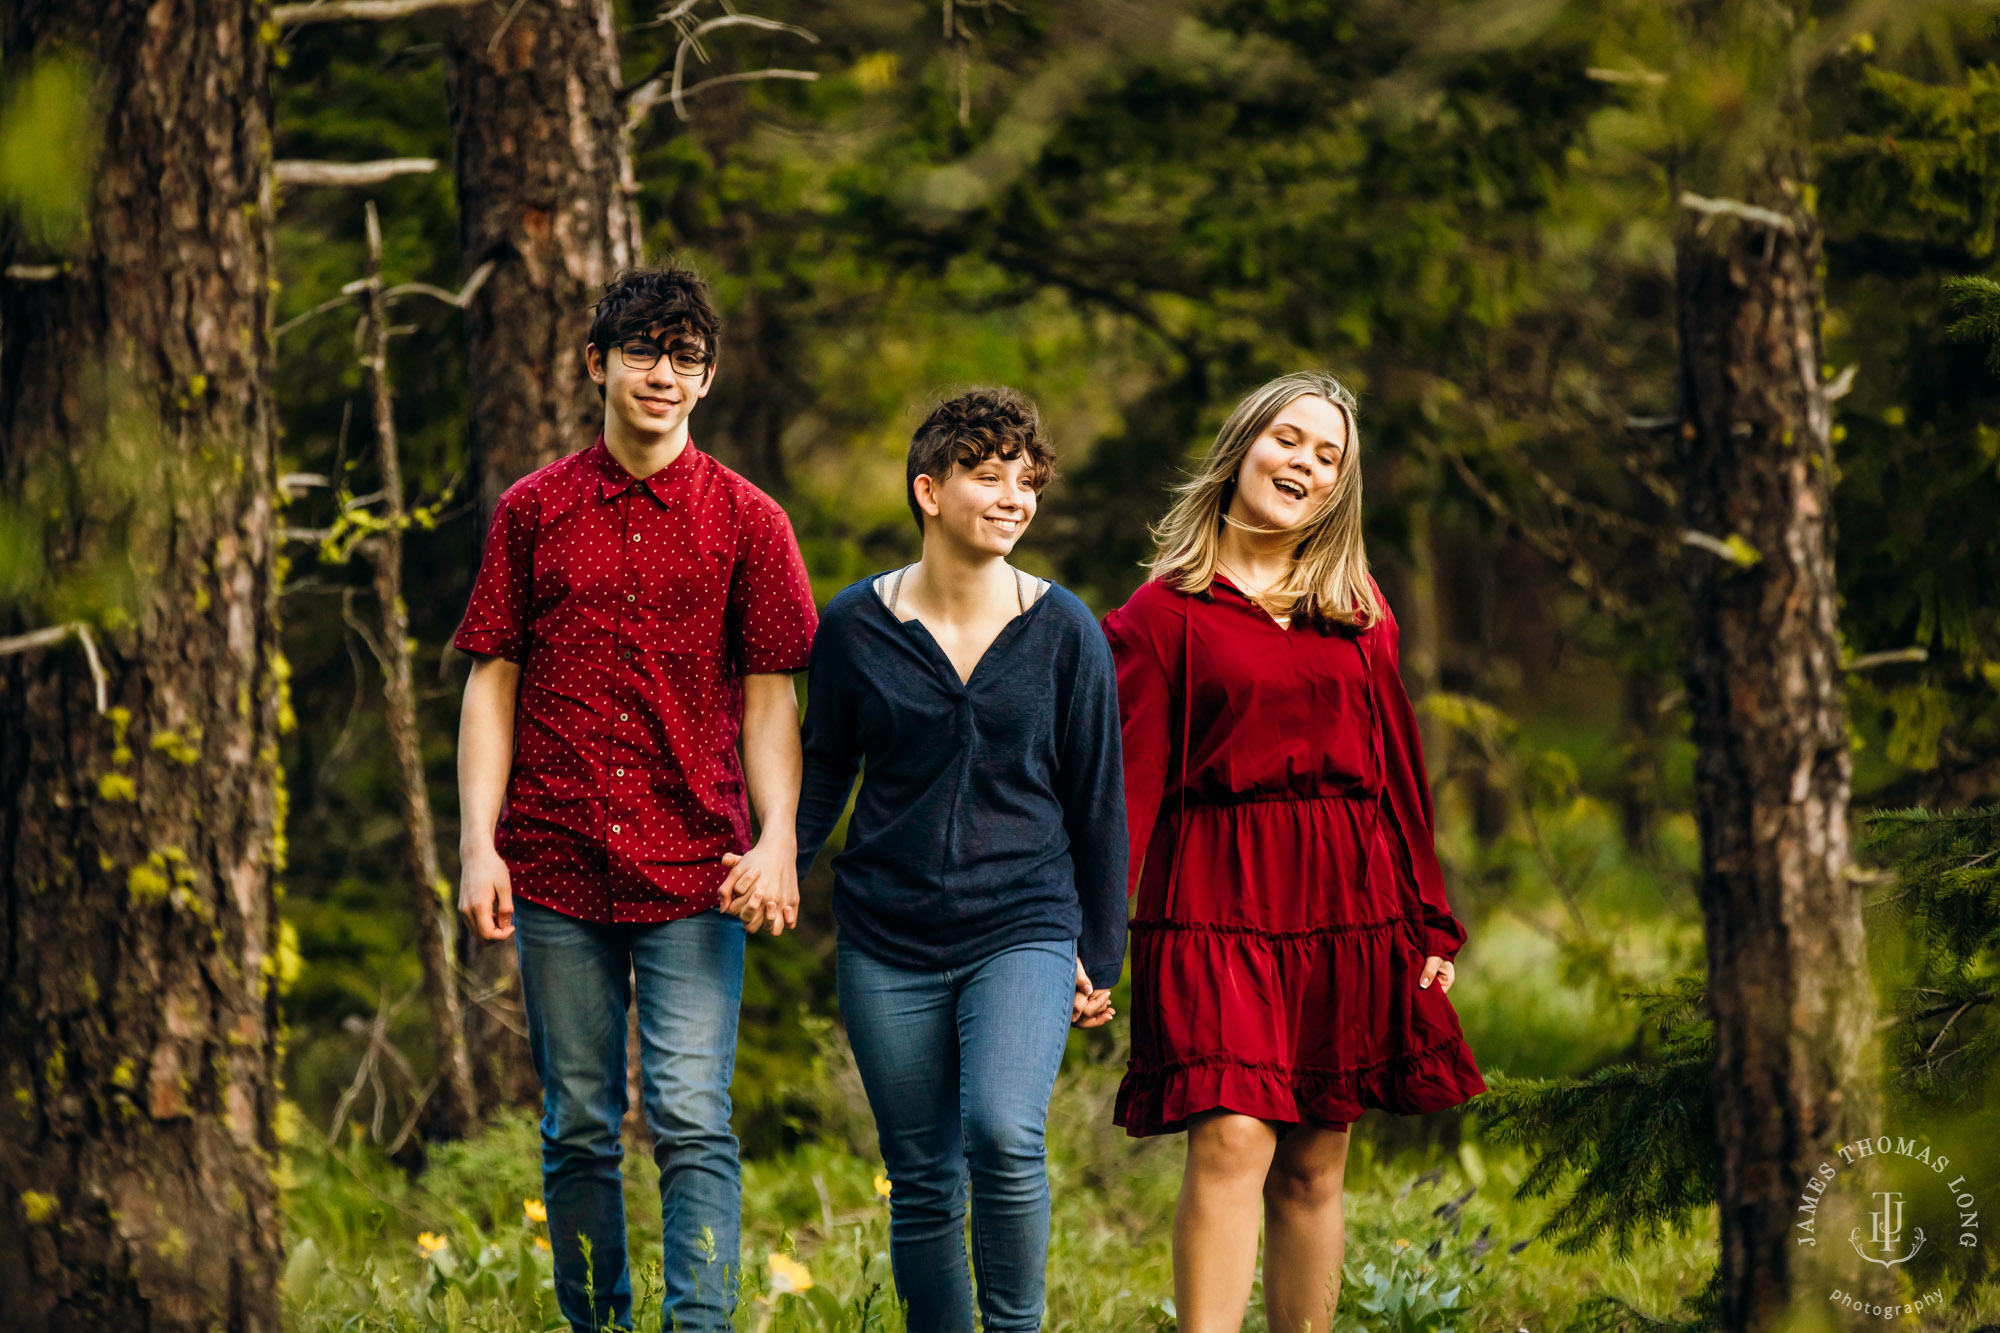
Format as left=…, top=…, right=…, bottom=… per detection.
left=779, top=388, right=1128, bottom=1332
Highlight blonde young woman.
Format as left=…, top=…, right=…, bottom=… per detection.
left=1102, top=371, right=1485, bottom=1333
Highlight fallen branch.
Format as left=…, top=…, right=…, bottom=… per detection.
left=4, top=263, right=61, bottom=281
left=0, top=622, right=109, bottom=713
left=276, top=158, right=440, bottom=188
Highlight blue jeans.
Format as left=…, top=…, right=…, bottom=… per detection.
left=838, top=939, right=1077, bottom=1333
left=515, top=899, right=745, bottom=1333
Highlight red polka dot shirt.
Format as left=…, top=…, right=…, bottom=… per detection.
left=454, top=436, right=818, bottom=923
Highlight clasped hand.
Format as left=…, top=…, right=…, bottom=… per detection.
left=1073, top=959, right=1114, bottom=1028
left=716, top=840, right=800, bottom=936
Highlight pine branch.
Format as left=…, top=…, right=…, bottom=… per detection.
left=1476, top=974, right=1717, bottom=1260
left=1944, top=275, right=2000, bottom=373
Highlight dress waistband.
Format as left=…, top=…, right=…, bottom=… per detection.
left=1176, top=785, right=1383, bottom=809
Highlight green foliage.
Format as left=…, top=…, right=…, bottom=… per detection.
left=1945, top=274, right=2000, bottom=371
left=1863, top=806, right=2000, bottom=1111
left=282, top=1046, right=1730, bottom=1333
left=1476, top=976, right=1714, bottom=1263
left=0, top=53, right=97, bottom=249
left=1815, top=37, right=2000, bottom=798
left=1338, top=1260, right=1469, bottom=1333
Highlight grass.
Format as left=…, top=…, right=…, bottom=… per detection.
left=281, top=1034, right=1727, bottom=1333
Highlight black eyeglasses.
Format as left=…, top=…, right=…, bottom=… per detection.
left=616, top=341, right=712, bottom=376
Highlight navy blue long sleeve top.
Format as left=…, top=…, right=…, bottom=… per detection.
left=794, top=575, right=1130, bottom=986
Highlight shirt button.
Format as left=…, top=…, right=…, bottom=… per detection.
left=611, top=824, right=621, bottom=834
left=626, top=593, right=636, bottom=602
left=615, top=767, right=625, bottom=776
left=620, top=712, right=629, bottom=721
left=632, top=534, right=641, bottom=542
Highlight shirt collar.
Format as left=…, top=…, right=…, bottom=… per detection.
left=588, top=434, right=700, bottom=506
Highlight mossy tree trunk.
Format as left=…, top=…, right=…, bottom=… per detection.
left=0, top=0, right=284, bottom=1328
left=1673, top=6, right=1874, bottom=1322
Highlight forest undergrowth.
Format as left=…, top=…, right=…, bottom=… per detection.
left=281, top=1029, right=1726, bottom=1333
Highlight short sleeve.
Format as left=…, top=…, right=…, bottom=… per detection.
left=727, top=495, right=818, bottom=674
left=454, top=489, right=536, bottom=663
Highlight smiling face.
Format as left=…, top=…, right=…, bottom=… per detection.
left=585, top=327, right=715, bottom=447
left=914, top=453, right=1042, bottom=557
left=1226, top=393, right=1349, bottom=533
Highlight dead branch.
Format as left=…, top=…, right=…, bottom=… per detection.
left=277, top=158, right=440, bottom=187
left=384, top=259, right=496, bottom=309
left=277, top=261, right=493, bottom=340
left=4, top=263, right=61, bottom=281
left=0, top=622, right=109, bottom=713
left=357, top=199, right=480, bottom=1139
left=622, top=12, right=820, bottom=130
left=1442, top=450, right=1637, bottom=621
left=274, top=0, right=482, bottom=27
left=1679, top=190, right=1798, bottom=234
left=1845, top=646, right=1929, bottom=672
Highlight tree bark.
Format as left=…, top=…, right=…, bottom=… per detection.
left=0, top=1, right=284, bottom=1328
left=444, top=0, right=638, bottom=1113
left=360, top=202, right=481, bottom=1141
left=445, top=0, right=640, bottom=522
left=1674, top=77, right=1874, bottom=1329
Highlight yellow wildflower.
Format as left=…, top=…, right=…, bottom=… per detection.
left=1393, top=1237, right=1411, bottom=1249
left=523, top=1198, right=547, bottom=1224
left=533, top=1236, right=551, bottom=1253
left=767, top=1252, right=814, bottom=1295
left=417, top=1231, right=448, bottom=1258
left=873, top=1173, right=893, bottom=1198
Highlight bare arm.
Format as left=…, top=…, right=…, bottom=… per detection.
left=458, top=654, right=521, bottom=940
left=717, top=671, right=803, bottom=935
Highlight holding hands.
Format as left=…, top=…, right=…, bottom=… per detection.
left=1072, top=959, right=1114, bottom=1028
left=717, top=839, right=800, bottom=936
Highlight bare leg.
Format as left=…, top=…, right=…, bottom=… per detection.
left=1261, top=1124, right=1350, bottom=1333
left=1173, top=1112, right=1279, bottom=1333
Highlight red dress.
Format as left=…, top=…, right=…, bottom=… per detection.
left=1103, top=575, right=1485, bottom=1136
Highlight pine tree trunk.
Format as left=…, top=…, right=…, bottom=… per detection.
left=0, top=1, right=283, bottom=1328
left=446, top=0, right=641, bottom=521
left=444, top=0, right=639, bottom=1113
left=1674, top=134, right=1873, bottom=1333
left=360, top=204, right=481, bottom=1141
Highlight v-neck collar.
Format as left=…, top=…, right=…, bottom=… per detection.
left=867, top=571, right=1053, bottom=691
left=1211, top=572, right=1294, bottom=632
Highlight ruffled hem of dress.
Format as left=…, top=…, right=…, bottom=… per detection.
left=1112, top=1036, right=1487, bottom=1138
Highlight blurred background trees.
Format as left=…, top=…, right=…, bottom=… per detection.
left=5, top=0, right=2000, bottom=1328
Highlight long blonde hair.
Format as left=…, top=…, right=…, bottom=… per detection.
left=1148, top=370, right=1380, bottom=630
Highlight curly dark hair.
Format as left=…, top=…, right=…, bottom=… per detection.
left=587, top=265, right=721, bottom=371
left=905, top=388, right=1057, bottom=533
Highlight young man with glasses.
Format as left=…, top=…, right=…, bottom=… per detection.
left=454, top=266, right=818, bottom=1332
